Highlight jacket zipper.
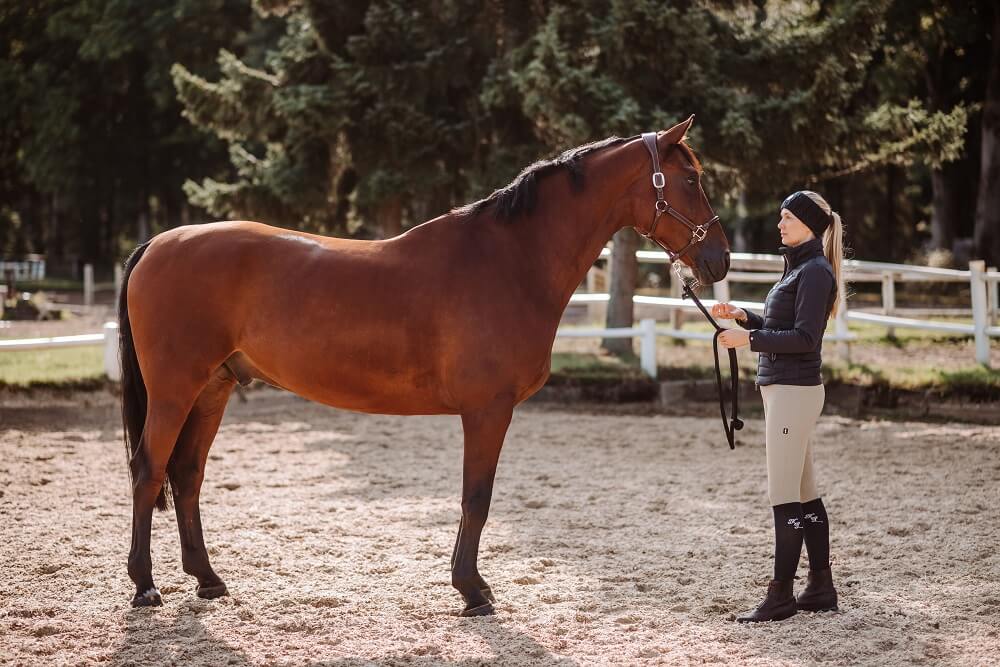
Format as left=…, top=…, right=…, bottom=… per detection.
left=757, top=253, right=787, bottom=392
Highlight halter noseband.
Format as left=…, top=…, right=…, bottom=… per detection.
left=638, top=132, right=721, bottom=288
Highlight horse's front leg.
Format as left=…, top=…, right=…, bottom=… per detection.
left=451, top=397, right=514, bottom=616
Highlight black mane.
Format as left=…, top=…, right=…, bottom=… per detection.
left=453, top=136, right=630, bottom=220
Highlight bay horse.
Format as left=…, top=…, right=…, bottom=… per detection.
left=120, top=115, right=731, bottom=615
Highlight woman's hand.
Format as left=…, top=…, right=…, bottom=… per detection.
left=718, top=328, right=751, bottom=349
left=711, top=302, right=747, bottom=322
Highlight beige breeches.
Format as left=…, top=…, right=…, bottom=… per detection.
left=759, top=383, right=825, bottom=506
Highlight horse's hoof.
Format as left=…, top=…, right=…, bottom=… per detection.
left=131, top=587, right=162, bottom=608
left=196, top=582, right=229, bottom=599
left=460, top=602, right=495, bottom=617
left=481, top=586, right=496, bottom=604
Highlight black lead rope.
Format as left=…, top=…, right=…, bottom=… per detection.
left=679, top=281, right=743, bottom=449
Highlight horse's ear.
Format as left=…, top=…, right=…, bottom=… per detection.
left=661, top=115, right=695, bottom=144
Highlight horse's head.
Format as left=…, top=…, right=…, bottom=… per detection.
left=626, top=116, right=730, bottom=287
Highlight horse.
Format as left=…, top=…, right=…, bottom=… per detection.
left=119, top=115, right=731, bottom=616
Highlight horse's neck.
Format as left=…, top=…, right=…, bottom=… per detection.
left=516, top=149, right=640, bottom=317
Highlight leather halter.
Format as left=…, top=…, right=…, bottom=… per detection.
left=636, top=131, right=742, bottom=449
left=638, top=132, right=721, bottom=275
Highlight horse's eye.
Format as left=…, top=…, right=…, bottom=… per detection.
left=687, top=175, right=697, bottom=186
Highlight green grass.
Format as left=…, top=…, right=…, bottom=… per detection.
left=14, top=278, right=84, bottom=292
left=550, top=352, right=648, bottom=381
left=549, top=350, right=999, bottom=398
left=2, top=344, right=997, bottom=399
left=0, top=346, right=104, bottom=386
left=823, top=361, right=1000, bottom=395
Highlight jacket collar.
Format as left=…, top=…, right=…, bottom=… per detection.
left=778, top=236, right=824, bottom=269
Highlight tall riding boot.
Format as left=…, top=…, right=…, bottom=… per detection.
left=736, top=578, right=797, bottom=623
left=796, top=567, right=838, bottom=612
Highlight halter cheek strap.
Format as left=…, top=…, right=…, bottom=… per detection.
left=642, top=132, right=670, bottom=239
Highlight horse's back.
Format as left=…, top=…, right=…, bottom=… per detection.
left=127, top=219, right=551, bottom=414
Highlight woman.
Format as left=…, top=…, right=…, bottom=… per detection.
left=712, top=190, right=845, bottom=623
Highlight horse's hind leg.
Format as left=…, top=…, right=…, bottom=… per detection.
left=128, top=389, right=202, bottom=607
left=451, top=397, right=514, bottom=616
left=168, top=370, right=236, bottom=599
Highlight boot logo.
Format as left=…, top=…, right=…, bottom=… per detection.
left=804, top=512, right=824, bottom=524
left=786, top=518, right=803, bottom=529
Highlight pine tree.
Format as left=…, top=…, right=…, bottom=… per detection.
left=174, top=0, right=506, bottom=238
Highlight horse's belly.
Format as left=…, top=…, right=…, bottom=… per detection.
left=235, top=344, right=458, bottom=416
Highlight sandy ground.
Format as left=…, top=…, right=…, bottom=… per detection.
left=1, top=388, right=999, bottom=666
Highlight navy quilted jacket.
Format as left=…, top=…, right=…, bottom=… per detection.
left=736, top=236, right=837, bottom=387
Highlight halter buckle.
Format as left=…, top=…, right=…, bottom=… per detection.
left=692, top=224, right=708, bottom=242
left=651, top=172, right=665, bottom=189
left=654, top=199, right=669, bottom=214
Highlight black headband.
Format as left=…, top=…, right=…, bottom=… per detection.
left=781, top=191, right=832, bottom=239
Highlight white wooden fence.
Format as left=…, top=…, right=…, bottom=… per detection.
left=578, top=248, right=1000, bottom=368
left=0, top=322, right=120, bottom=380
left=1, top=250, right=997, bottom=382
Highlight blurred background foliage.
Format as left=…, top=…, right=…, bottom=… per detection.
left=1, top=0, right=997, bottom=274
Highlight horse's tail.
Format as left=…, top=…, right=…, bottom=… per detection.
left=119, top=240, right=170, bottom=511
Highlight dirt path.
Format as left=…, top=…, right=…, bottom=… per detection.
left=2, top=389, right=998, bottom=666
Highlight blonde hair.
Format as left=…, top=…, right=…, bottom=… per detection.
left=802, top=191, right=846, bottom=318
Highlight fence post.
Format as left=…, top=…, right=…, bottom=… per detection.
left=835, top=271, right=850, bottom=363
left=989, top=266, right=998, bottom=327
left=640, top=318, right=657, bottom=379
left=114, top=263, right=123, bottom=309
left=970, top=260, right=990, bottom=366
left=103, top=321, right=120, bottom=381
left=881, top=271, right=895, bottom=337
left=83, top=263, right=94, bottom=307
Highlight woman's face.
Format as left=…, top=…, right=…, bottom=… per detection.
left=778, top=208, right=815, bottom=247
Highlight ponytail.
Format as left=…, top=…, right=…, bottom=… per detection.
left=803, top=191, right=848, bottom=318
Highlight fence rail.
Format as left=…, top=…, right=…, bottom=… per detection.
left=0, top=322, right=120, bottom=380
left=2, top=250, right=998, bottom=382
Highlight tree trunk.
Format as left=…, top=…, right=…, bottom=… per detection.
left=374, top=197, right=403, bottom=239
left=137, top=211, right=150, bottom=244
left=732, top=190, right=748, bottom=253
left=601, top=227, right=639, bottom=357
left=974, top=4, right=1000, bottom=266
left=929, top=168, right=958, bottom=254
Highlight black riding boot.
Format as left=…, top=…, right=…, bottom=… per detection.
left=736, top=578, right=797, bottom=623
left=796, top=567, right=838, bottom=612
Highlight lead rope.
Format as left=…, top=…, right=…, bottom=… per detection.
left=675, top=265, right=743, bottom=450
